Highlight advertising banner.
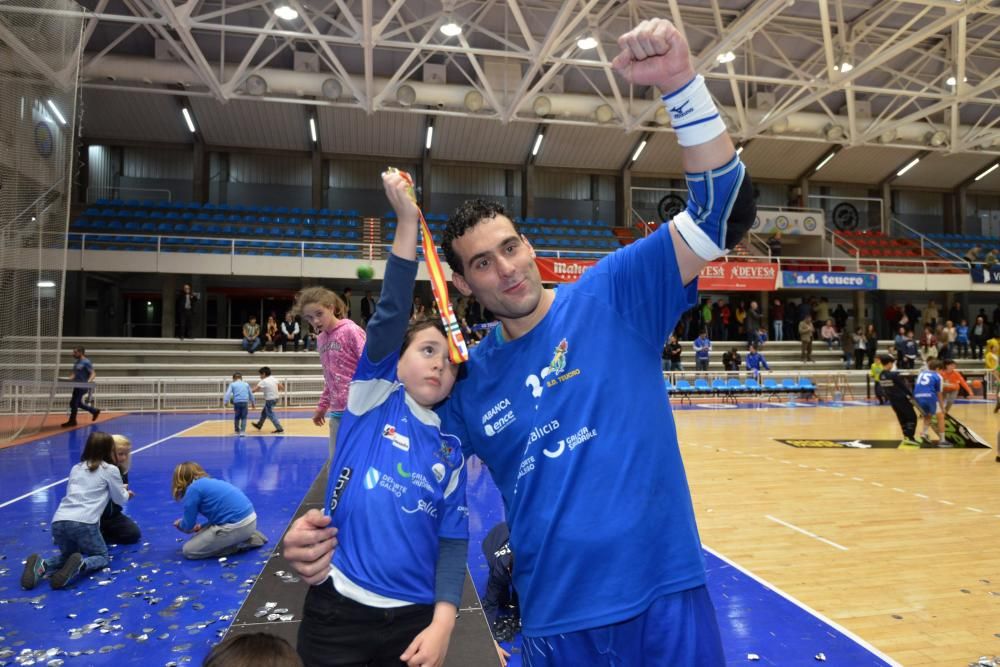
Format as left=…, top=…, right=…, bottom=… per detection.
left=699, top=262, right=777, bottom=291
left=781, top=271, right=878, bottom=290
left=535, top=257, right=597, bottom=283
left=971, top=266, right=1000, bottom=284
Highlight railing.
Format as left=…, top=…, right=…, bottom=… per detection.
left=886, top=217, right=970, bottom=268
left=84, top=186, right=174, bottom=204
left=824, top=227, right=861, bottom=259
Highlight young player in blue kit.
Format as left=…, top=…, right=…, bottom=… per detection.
left=913, top=359, right=945, bottom=446
left=289, top=171, right=469, bottom=667
left=434, top=18, right=754, bottom=666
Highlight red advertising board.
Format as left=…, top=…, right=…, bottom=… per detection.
left=698, top=262, right=777, bottom=291
left=535, top=257, right=597, bottom=283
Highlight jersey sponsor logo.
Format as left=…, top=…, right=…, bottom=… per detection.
left=431, top=463, right=446, bottom=483
left=482, top=398, right=511, bottom=424
left=541, top=426, right=597, bottom=459
left=494, top=542, right=512, bottom=559
left=402, top=499, right=438, bottom=517
left=669, top=99, right=693, bottom=120
left=396, top=462, right=411, bottom=478
left=526, top=420, right=559, bottom=446
left=482, top=399, right=516, bottom=436
left=410, top=471, right=434, bottom=493
left=382, top=424, right=410, bottom=451
left=525, top=338, right=581, bottom=398
left=379, top=473, right=408, bottom=498
left=457, top=505, right=469, bottom=517
left=327, top=466, right=353, bottom=515
left=364, top=466, right=380, bottom=490
left=517, top=455, right=536, bottom=480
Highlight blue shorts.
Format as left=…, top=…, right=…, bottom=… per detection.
left=522, top=585, right=723, bottom=667
left=915, top=397, right=937, bottom=416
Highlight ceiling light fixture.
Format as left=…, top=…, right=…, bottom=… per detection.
left=974, top=163, right=998, bottom=182
left=181, top=107, right=196, bottom=133
left=631, top=140, right=647, bottom=162
left=531, top=132, right=543, bottom=157
left=577, top=36, right=598, bottom=50
left=309, top=116, right=317, bottom=143
left=716, top=51, right=736, bottom=64
left=47, top=100, right=66, bottom=125
left=274, top=5, right=298, bottom=20
left=814, top=152, right=836, bottom=172
left=440, top=19, right=462, bottom=37
left=37, top=280, right=56, bottom=288
left=425, top=125, right=434, bottom=150
left=896, top=157, right=920, bottom=176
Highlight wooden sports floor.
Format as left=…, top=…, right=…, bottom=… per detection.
left=676, top=400, right=1000, bottom=666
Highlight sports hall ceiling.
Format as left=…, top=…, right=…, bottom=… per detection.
left=4, top=0, right=1000, bottom=190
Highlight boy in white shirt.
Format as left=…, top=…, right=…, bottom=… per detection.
left=251, top=366, right=285, bottom=434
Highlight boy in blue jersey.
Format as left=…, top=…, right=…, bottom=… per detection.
left=286, top=172, right=469, bottom=667
left=693, top=330, right=712, bottom=371
left=433, top=18, right=754, bottom=666
left=913, top=359, right=945, bottom=446
left=223, top=372, right=255, bottom=436
left=746, top=345, right=770, bottom=377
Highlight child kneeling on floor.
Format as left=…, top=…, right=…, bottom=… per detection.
left=172, top=461, right=268, bottom=559
left=22, top=431, right=130, bottom=590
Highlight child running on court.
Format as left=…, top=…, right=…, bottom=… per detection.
left=22, top=431, right=129, bottom=590
left=286, top=171, right=469, bottom=667
left=878, top=355, right=920, bottom=447
left=172, top=461, right=267, bottom=559
left=940, top=359, right=972, bottom=416
left=100, top=434, right=141, bottom=545
left=292, top=288, right=365, bottom=458
left=252, top=366, right=285, bottom=434
left=912, top=359, right=945, bottom=446
left=224, top=372, right=255, bottom=436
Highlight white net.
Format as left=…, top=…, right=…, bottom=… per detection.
left=0, top=0, right=84, bottom=443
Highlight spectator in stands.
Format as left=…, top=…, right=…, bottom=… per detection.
left=263, top=315, right=280, bottom=351
left=754, top=327, right=768, bottom=349
left=745, top=345, right=769, bottom=377
left=942, top=320, right=957, bottom=359
left=722, top=346, right=741, bottom=371
left=700, top=299, right=713, bottom=338
left=766, top=231, right=781, bottom=257
left=903, top=302, right=920, bottom=330
left=864, top=324, right=879, bottom=368
left=784, top=300, right=799, bottom=342
left=241, top=316, right=261, bottom=354
left=902, top=330, right=919, bottom=369
left=816, top=297, right=830, bottom=326
left=693, top=330, right=712, bottom=372
left=923, top=300, right=940, bottom=330
left=746, top=301, right=763, bottom=347
left=100, top=434, right=140, bottom=546
left=341, top=287, right=353, bottom=321
left=869, top=355, right=886, bottom=405
left=884, top=303, right=901, bottom=337
left=710, top=300, right=722, bottom=340
left=667, top=335, right=683, bottom=371
left=948, top=301, right=963, bottom=328
left=821, top=319, right=840, bottom=349
left=852, top=327, right=867, bottom=370
left=841, top=326, right=855, bottom=370
left=465, top=295, right=482, bottom=328
left=359, top=290, right=377, bottom=326
left=894, top=326, right=907, bottom=363
left=176, top=283, right=198, bottom=340
left=798, top=315, right=814, bottom=363
left=732, top=300, right=746, bottom=340
left=280, top=312, right=302, bottom=352
left=955, top=319, right=970, bottom=359
left=919, top=327, right=938, bottom=363
left=62, top=347, right=101, bottom=428
left=833, top=304, right=848, bottom=332
left=970, top=315, right=990, bottom=360
left=410, top=295, right=427, bottom=322
left=964, top=244, right=983, bottom=263
left=771, top=298, right=784, bottom=341
left=719, top=300, right=732, bottom=341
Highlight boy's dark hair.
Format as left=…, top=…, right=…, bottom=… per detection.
left=203, top=632, right=302, bottom=667
left=879, top=354, right=894, bottom=365
left=442, top=199, right=518, bottom=275
left=74, top=346, right=85, bottom=355
left=249, top=315, right=257, bottom=320
left=232, top=372, right=242, bottom=380
left=944, top=358, right=957, bottom=367
left=401, top=318, right=448, bottom=356
left=258, top=367, right=271, bottom=376
left=80, top=431, right=115, bottom=472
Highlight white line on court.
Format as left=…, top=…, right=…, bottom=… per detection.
left=0, top=423, right=199, bottom=510
left=914, top=493, right=929, bottom=499
left=766, top=515, right=849, bottom=551
left=938, top=499, right=954, bottom=505
left=966, top=507, right=984, bottom=513
left=704, top=545, right=903, bottom=667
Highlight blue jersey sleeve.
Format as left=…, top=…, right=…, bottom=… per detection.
left=437, top=448, right=469, bottom=540
left=180, top=485, right=202, bottom=531
left=437, top=391, right=474, bottom=459
left=572, top=228, right=697, bottom=350
left=366, top=253, right=419, bottom=363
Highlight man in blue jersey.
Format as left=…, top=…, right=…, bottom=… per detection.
left=435, top=18, right=755, bottom=666
left=913, top=359, right=945, bottom=446
left=281, top=17, right=754, bottom=665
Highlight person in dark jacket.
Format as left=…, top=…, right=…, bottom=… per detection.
left=879, top=355, right=919, bottom=447
left=176, top=283, right=199, bottom=339
left=482, top=522, right=518, bottom=634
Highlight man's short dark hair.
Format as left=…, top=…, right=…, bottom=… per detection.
left=73, top=346, right=85, bottom=354
left=879, top=354, right=894, bottom=365
left=258, top=367, right=271, bottom=376
left=442, top=199, right=518, bottom=275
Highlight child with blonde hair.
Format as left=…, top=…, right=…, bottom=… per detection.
left=99, top=434, right=141, bottom=545
left=172, top=461, right=267, bottom=559
left=292, top=286, right=365, bottom=458
left=23, top=431, right=129, bottom=589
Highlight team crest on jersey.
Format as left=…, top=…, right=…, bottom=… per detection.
left=436, top=441, right=454, bottom=462
left=382, top=424, right=410, bottom=451
left=524, top=337, right=581, bottom=398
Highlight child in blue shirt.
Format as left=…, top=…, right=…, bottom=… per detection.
left=913, top=359, right=945, bottom=445
left=223, top=372, right=255, bottom=436
left=286, top=171, right=469, bottom=667
left=746, top=345, right=770, bottom=377
left=171, top=461, right=267, bottom=559
left=693, top=331, right=712, bottom=371
left=956, top=319, right=970, bottom=358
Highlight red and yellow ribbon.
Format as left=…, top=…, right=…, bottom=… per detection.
left=389, top=168, right=469, bottom=365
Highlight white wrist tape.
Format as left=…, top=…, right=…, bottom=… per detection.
left=661, top=74, right=727, bottom=147
left=673, top=210, right=726, bottom=261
